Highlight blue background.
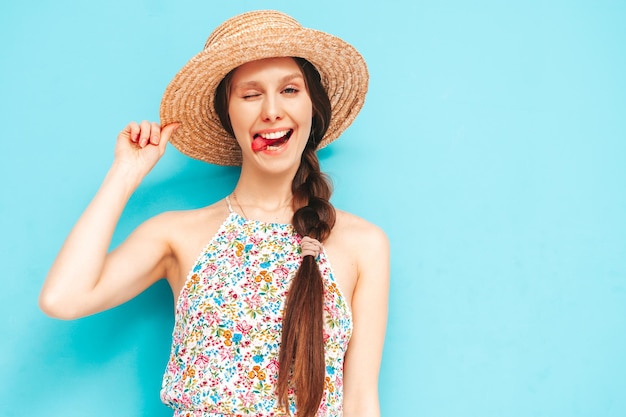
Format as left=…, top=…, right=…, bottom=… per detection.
left=1, top=0, right=625, bottom=416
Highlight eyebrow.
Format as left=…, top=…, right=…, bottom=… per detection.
left=232, top=72, right=304, bottom=90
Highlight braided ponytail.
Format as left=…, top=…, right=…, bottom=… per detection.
left=214, top=57, right=334, bottom=416
left=276, top=145, right=335, bottom=417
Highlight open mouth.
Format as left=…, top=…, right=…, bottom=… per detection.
left=251, top=129, right=293, bottom=152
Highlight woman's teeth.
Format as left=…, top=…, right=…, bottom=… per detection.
left=258, top=130, right=290, bottom=140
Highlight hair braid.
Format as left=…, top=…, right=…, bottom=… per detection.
left=276, top=142, right=336, bottom=416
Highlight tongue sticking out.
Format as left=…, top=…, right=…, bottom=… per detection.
left=251, top=131, right=291, bottom=152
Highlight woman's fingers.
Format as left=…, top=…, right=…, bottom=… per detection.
left=112, top=120, right=180, bottom=181
left=147, top=121, right=159, bottom=145
left=120, top=120, right=179, bottom=151
left=159, top=122, right=180, bottom=147
left=121, top=121, right=140, bottom=143
left=138, top=120, right=152, bottom=147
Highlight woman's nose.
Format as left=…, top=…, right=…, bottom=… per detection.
left=261, top=95, right=283, bottom=122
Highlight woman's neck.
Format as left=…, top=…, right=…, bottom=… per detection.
left=231, top=165, right=296, bottom=223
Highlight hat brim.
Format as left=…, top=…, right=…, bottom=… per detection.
left=160, top=15, right=368, bottom=166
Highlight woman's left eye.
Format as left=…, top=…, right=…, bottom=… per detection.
left=282, top=87, right=299, bottom=94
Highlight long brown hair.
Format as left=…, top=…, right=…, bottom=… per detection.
left=215, top=57, right=334, bottom=416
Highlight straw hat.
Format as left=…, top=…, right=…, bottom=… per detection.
left=160, top=10, right=369, bottom=166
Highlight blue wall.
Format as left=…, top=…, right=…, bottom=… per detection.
left=1, top=1, right=625, bottom=416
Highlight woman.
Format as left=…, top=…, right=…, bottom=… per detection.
left=40, top=10, right=389, bottom=417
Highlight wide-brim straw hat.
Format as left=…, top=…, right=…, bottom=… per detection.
left=160, top=10, right=369, bottom=166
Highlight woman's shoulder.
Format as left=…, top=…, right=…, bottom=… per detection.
left=141, top=198, right=229, bottom=238
left=335, top=209, right=387, bottom=237
left=143, top=199, right=231, bottom=278
left=328, top=209, right=389, bottom=297
left=333, top=209, right=389, bottom=251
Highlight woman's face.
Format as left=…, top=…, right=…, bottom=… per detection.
left=228, top=57, right=313, bottom=173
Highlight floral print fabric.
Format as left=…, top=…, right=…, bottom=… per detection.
left=161, top=209, right=352, bottom=416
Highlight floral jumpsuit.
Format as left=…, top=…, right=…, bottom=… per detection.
left=161, top=199, right=352, bottom=416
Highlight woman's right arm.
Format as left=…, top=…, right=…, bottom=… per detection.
left=39, top=121, right=179, bottom=320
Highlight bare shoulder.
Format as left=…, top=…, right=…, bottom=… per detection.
left=332, top=209, right=389, bottom=255
left=148, top=199, right=228, bottom=232
left=135, top=199, right=230, bottom=290
left=150, top=199, right=230, bottom=255
left=326, top=209, right=389, bottom=299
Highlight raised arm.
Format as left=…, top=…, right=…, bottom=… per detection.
left=39, top=121, right=179, bottom=320
left=343, top=224, right=390, bottom=417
